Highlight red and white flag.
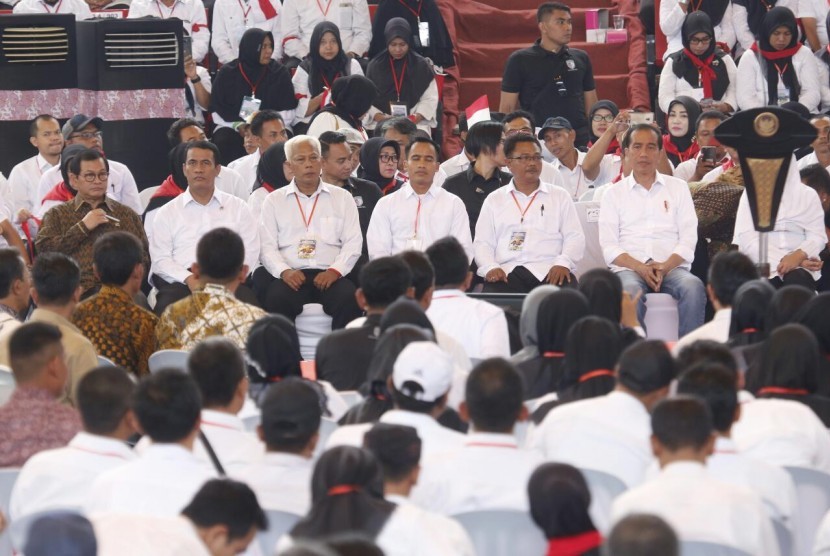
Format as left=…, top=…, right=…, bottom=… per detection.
left=465, top=95, right=490, bottom=128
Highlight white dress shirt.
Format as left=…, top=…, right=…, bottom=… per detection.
left=386, top=494, right=476, bottom=556
left=291, top=59, right=364, bottom=126
left=816, top=53, right=830, bottom=113
left=196, top=409, right=264, bottom=472
left=474, top=180, right=585, bottom=280
left=128, top=0, right=210, bottom=62
left=185, top=66, right=213, bottom=124
left=659, top=0, right=736, bottom=59
left=367, top=182, right=473, bottom=261
left=530, top=390, right=654, bottom=488
left=247, top=186, right=270, bottom=224
left=733, top=163, right=826, bottom=280
left=435, top=151, right=471, bottom=187
left=7, top=154, right=56, bottom=223
left=416, top=432, right=545, bottom=515
left=10, top=432, right=135, bottom=520
left=658, top=54, right=738, bottom=114
left=672, top=156, right=699, bottom=183
left=611, top=461, right=779, bottom=555
left=85, top=443, right=216, bottom=517
left=228, top=150, right=261, bottom=196
left=598, top=172, right=698, bottom=272
left=803, top=0, right=830, bottom=49
left=12, top=0, right=91, bottom=18
left=732, top=397, right=830, bottom=474
left=798, top=151, right=830, bottom=171
left=37, top=159, right=141, bottom=216
left=149, top=187, right=260, bottom=285
left=279, top=0, right=371, bottom=59
left=211, top=0, right=282, bottom=64
left=259, top=180, right=362, bottom=277
left=736, top=46, right=821, bottom=112
left=426, top=289, right=511, bottom=360
left=672, top=308, right=732, bottom=355
left=94, top=515, right=210, bottom=556
left=732, top=0, right=803, bottom=52
left=550, top=149, right=604, bottom=200
left=233, top=452, right=313, bottom=515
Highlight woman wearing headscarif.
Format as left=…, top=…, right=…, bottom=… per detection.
left=662, top=96, right=701, bottom=167
left=659, top=12, right=736, bottom=114
left=143, top=143, right=188, bottom=239
left=248, top=141, right=292, bottom=224
left=358, top=137, right=406, bottom=195
left=659, top=0, right=735, bottom=59
left=586, top=100, right=620, bottom=155
left=292, top=22, right=365, bottom=133
left=367, top=0, right=455, bottom=69
left=366, top=17, right=438, bottom=135
left=736, top=6, right=821, bottom=111
left=732, top=0, right=802, bottom=54
left=306, top=74, right=378, bottom=139
left=211, top=29, right=298, bottom=165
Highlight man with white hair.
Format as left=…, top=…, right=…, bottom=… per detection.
left=258, top=135, right=363, bottom=329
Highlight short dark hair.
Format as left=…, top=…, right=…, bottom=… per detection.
left=389, top=382, right=441, bottom=414
left=537, top=1, right=571, bottom=22
left=379, top=116, right=417, bottom=142
left=182, top=479, right=268, bottom=541
left=319, top=131, right=348, bottom=158
left=196, top=227, right=245, bottom=281
left=622, top=124, right=662, bottom=151
left=676, top=363, right=738, bottom=433
left=363, top=423, right=421, bottom=482
left=617, top=340, right=676, bottom=394
left=93, top=232, right=144, bottom=286
left=185, top=140, right=220, bottom=166
left=251, top=110, right=283, bottom=137
left=188, top=338, right=246, bottom=409
left=606, top=514, right=679, bottom=556
left=32, top=252, right=80, bottom=305
left=707, top=251, right=759, bottom=307
left=0, top=248, right=25, bottom=298
left=398, top=251, right=435, bottom=301
left=800, top=163, right=830, bottom=195
left=425, top=236, right=468, bottom=288
left=29, top=114, right=59, bottom=138
left=359, top=257, right=412, bottom=308
left=405, top=136, right=440, bottom=158
left=68, top=149, right=109, bottom=176
left=465, top=121, right=505, bottom=158
left=503, top=109, right=536, bottom=129
left=675, top=339, right=738, bottom=375
left=8, top=322, right=63, bottom=383
left=465, top=358, right=525, bottom=433
left=133, top=369, right=202, bottom=443
left=167, top=118, right=204, bottom=147
left=695, top=109, right=727, bottom=130
left=259, top=377, right=322, bottom=452
left=76, top=366, right=136, bottom=435
left=651, top=396, right=713, bottom=451
left=503, top=133, right=541, bottom=158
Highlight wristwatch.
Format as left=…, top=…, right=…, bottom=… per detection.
left=190, top=76, right=202, bottom=84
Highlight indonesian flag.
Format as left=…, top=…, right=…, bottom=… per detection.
left=465, top=95, right=490, bottom=128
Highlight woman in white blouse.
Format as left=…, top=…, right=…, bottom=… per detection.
left=660, top=0, right=735, bottom=59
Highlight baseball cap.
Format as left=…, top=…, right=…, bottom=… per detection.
left=62, top=114, right=104, bottom=140
left=24, top=512, right=97, bottom=556
left=538, top=116, right=573, bottom=139
left=339, top=127, right=366, bottom=146
left=260, top=377, right=322, bottom=443
left=392, top=342, right=453, bottom=402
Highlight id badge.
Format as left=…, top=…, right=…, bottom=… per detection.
left=298, top=238, right=317, bottom=266
left=405, top=236, right=423, bottom=251
left=509, top=231, right=527, bottom=251
left=390, top=103, right=409, bottom=117
left=776, top=86, right=790, bottom=106
left=418, top=21, right=430, bottom=47
left=239, top=95, right=262, bottom=120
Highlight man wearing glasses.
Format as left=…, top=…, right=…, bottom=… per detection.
left=36, top=149, right=149, bottom=299
left=503, top=111, right=566, bottom=187
left=228, top=110, right=289, bottom=195
left=35, top=115, right=142, bottom=216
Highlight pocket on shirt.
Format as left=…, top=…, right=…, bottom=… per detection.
left=319, top=216, right=343, bottom=244
left=339, top=4, right=353, bottom=30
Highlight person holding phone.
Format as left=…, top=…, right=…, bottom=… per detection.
left=673, top=110, right=727, bottom=183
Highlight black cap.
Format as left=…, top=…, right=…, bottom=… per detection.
left=62, top=114, right=104, bottom=140
left=363, top=423, right=422, bottom=469
left=538, top=116, right=573, bottom=139
left=260, top=378, right=322, bottom=442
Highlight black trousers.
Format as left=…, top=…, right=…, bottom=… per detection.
left=151, top=274, right=259, bottom=316
left=481, top=265, right=578, bottom=294
left=769, top=268, right=817, bottom=291
left=260, top=268, right=362, bottom=330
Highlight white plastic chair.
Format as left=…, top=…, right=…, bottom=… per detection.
left=0, top=366, right=15, bottom=407
left=243, top=414, right=260, bottom=433
left=681, top=541, right=751, bottom=555
left=452, top=510, right=547, bottom=556
left=257, top=509, right=302, bottom=555
left=147, top=349, right=189, bottom=373
left=138, top=185, right=160, bottom=212
left=0, top=468, right=21, bottom=556
left=312, top=418, right=339, bottom=460
left=295, top=304, right=333, bottom=361
left=772, top=517, right=793, bottom=556
left=97, top=355, right=117, bottom=367
left=786, top=466, right=830, bottom=556
left=338, top=390, right=362, bottom=409
left=644, top=293, right=680, bottom=341
left=580, top=468, right=628, bottom=534
left=574, top=201, right=605, bottom=279
left=9, top=508, right=82, bottom=552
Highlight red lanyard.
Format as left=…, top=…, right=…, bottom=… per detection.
left=201, top=419, right=239, bottom=431
left=389, top=57, right=408, bottom=102
left=579, top=369, right=615, bottom=383
left=397, top=0, right=422, bottom=18
left=510, top=190, right=539, bottom=224
left=316, top=0, right=333, bottom=17
left=413, top=196, right=422, bottom=237
left=466, top=442, right=518, bottom=449
left=774, top=62, right=788, bottom=81
left=758, top=386, right=808, bottom=396
left=237, top=0, right=252, bottom=21
left=71, top=445, right=129, bottom=460
left=295, top=192, right=320, bottom=231
left=543, top=351, right=564, bottom=358
left=320, top=72, right=340, bottom=90
left=239, top=65, right=266, bottom=96
left=43, top=0, right=64, bottom=13
left=155, top=0, right=177, bottom=18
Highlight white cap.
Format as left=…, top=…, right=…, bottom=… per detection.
left=339, top=127, right=366, bottom=146
left=392, top=342, right=454, bottom=403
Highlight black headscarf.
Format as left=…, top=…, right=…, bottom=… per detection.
left=291, top=446, right=395, bottom=540
left=366, top=18, right=435, bottom=114
left=144, top=143, right=188, bottom=216
left=753, top=7, right=801, bottom=106
left=246, top=314, right=303, bottom=383
left=664, top=96, right=701, bottom=165
left=579, top=268, right=623, bottom=324
left=734, top=0, right=778, bottom=40
left=765, top=285, right=814, bottom=330
left=587, top=100, right=619, bottom=144
left=558, top=316, right=621, bottom=400
left=687, top=0, right=729, bottom=27
left=309, top=74, right=378, bottom=132
left=302, top=22, right=352, bottom=97
left=211, top=29, right=298, bottom=123
left=358, top=137, right=401, bottom=190
left=254, top=141, right=290, bottom=193
left=528, top=463, right=598, bottom=541
left=537, top=290, right=591, bottom=355
left=368, top=0, right=455, bottom=68
left=669, top=12, right=730, bottom=101
left=728, top=280, right=776, bottom=347
left=752, top=323, right=820, bottom=394
left=795, top=292, right=830, bottom=355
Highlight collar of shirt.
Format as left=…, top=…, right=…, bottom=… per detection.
left=73, top=195, right=113, bottom=212
left=714, top=436, right=738, bottom=454
left=465, top=431, right=519, bottom=449
left=286, top=180, right=331, bottom=199
left=430, top=288, right=467, bottom=302
left=36, top=153, right=57, bottom=173
left=31, top=307, right=84, bottom=335
left=98, top=284, right=134, bottom=304
left=623, top=172, right=667, bottom=193
left=607, top=390, right=650, bottom=418
left=659, top=460, right=707, bottom=478
left=402, top=182, right=437, bottom=199
left=262, top=451, right=312, bottom=468
left=380, top=409, right=445, bottom=431
left=506, top=179, right=551, bottom=198
left=385, top=493, right=414, bottom=507
left=8, top=386, right=57, bottom=405
left=181, top=187, right=224, bottom=208
left=201, top=409, right=245, bottom=432
left=464, top=165, right=510, bottom=186
left=0, top=303, right=18, bottom=320
left=712, top=308, right=732, bottom=323
left=69, top=431, right=136, bottom=460
left=531, top=38, right=569, bottom=58
left=200, top=283, right=236, bottom=299
left=142, top=443, right=199, bottom=462
left=552, top=149, right=586, bottom=171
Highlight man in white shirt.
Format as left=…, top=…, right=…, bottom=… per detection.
left=0, top=249, right=30, bottom=342
left=368, top=137, right=473, bottom=260
left=598, top=124, right=706, bottom=337
left=326, top=341, right=466, bottom=457
left=258, top=134, right=363, bottom=329
left=610, top=397, right=779, bottom=555
left=36, top=115, right=141, bottom=216
left=187, top=338, right=264, bottom=472
left=211, top=0, right=281, bottom=64
left=12, top=0, right=91, bottom=18
left=417, top=359, right=544, bottom=514
left=10, top=366, right=136, bottom=520
left=539, top=116, right=605, bottom=200
left=280, top=0, right=371, bottom=60
left=475, top=132, right=585, bottom=293
left=94, top=479, right=267, bottom=556
left=127, top=0, right=210, bottom=62
left=235, top=377, right=321, bottom=515
left=676, top=364, right=798, bottom=530
left=149, top=140, right=261, bottom=315
left=86, top=369, right=215, bottom=517
left=672, top=111, right=728, bottom=183
left=798, top=115, right=830, bottom=172
left=7, top=115, right=63, bottom=232
left=228, top=110, right=289, bottom=194
left=531, top=340, right=675, bottom=488
left=502, top=110, right=566, bottom=187
left=426, top=236, right=510, bottom=360
left=673, top=251, right=759, bottom=353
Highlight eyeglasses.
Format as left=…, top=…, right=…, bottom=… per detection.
left=70, top=131, right=103, bottom=140
left=508, top=154, right=543, bottom=164
left=592, top=114, right=615, bottom=123
left=689, top=36, right=712, bottom=45
left=379, top=154, right=399, bottom=163
left=77, top=171, right=109, bottom=182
